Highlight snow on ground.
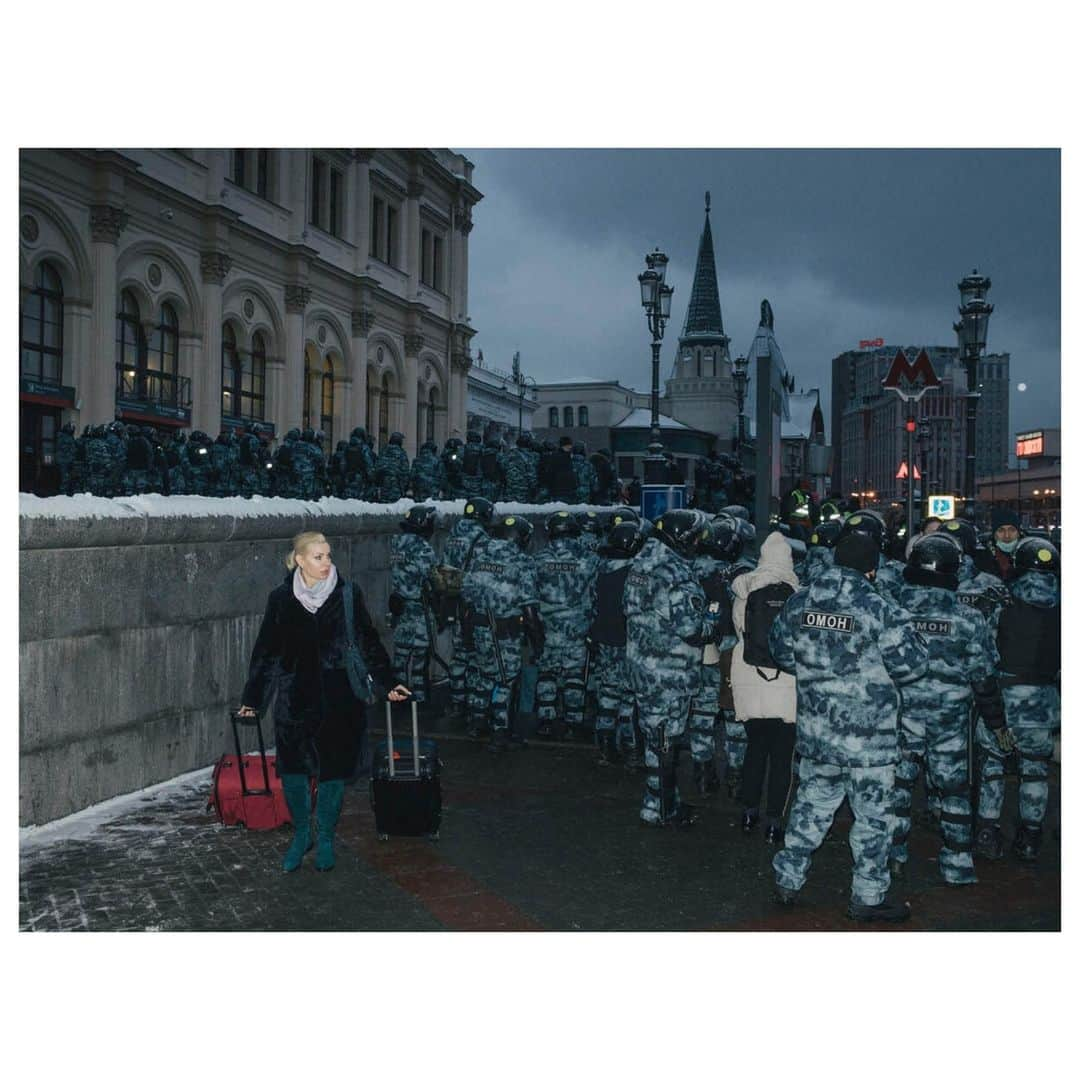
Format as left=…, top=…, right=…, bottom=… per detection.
left=19, top=765, right=214, bottom=854
left=19, top=492, right=607, bottom=520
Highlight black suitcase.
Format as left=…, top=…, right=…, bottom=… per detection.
left=370, top=700, right=442, bottom=840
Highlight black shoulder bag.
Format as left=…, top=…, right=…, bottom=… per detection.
left=342, top=583, right=376, bottom=704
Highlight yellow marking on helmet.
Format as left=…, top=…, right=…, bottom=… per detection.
left=465, top=504, right=474, bottom=514
left=587, top=511, right=597, bottom=518
left=1038, top=548, right=1052, bottom=562
left=505, top=517, right=516, bottom=525
left=946, top=521, right=959, bottom=530
left=558, top=511, right=569, bottom=517
left=656, top=521, right=664, bottom=530
left=614, top=516, right=623, bottom=525
left=849, top=515, right=863, bottom=525
left=811, top=533, right=819, bottom=544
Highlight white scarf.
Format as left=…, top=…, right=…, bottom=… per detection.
left=293, top=564, right=338, bottom=614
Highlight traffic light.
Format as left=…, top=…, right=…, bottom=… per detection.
left=905, top=418, right=917, bottom=434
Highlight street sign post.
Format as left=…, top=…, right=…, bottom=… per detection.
left=928, top=495, right=956, bottom=521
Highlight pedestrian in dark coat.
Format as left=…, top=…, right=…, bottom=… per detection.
left=238, top=531, right=411, bottom=872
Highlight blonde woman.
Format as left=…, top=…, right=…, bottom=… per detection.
left=238, top=531, right=411, bottom=872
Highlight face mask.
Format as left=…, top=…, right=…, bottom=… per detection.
left=996, top=539, right=1019, bottom=554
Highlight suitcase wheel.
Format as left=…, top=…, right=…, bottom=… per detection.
left=377, top=832, right=389, bottom=841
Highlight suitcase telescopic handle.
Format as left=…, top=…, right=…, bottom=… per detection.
left=229, top=709, right=272, bottom=796
left=384, top=699, right=421, bottom=779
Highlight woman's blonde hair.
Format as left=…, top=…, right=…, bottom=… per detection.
left=286, top=531, right=328, bottom=570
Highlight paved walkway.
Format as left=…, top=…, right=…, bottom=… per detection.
left=20, top=736, right=1060, bottom=931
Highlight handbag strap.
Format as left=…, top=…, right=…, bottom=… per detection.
left=342, top=580, right=357, bottom=647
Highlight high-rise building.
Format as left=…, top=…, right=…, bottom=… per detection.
left=830, top=344, right=1009, bottom=508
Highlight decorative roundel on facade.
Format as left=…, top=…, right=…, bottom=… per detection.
left=21, top=214, right=39, bottom=243
left=243, top=297, right=255, bottom=320
left=318, top=325, right=327, bottom=345
left=147, top=263, right=163, bottom=288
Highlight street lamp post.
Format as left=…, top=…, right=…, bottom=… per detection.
left=638, top=248, right=674, bottom=484
left=953, top=269, right=993, bottom=522
left=732, top=353, right=749, bottom=455
left=510, top=351, right=536, bottom=436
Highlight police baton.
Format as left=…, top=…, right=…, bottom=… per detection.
left=486, top=605, right=508, bottom=686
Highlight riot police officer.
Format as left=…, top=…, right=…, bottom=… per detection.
left=389, top=505, right=440, bottom=706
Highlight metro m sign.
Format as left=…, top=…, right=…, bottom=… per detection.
left=881, top=348, right=941, bottom=403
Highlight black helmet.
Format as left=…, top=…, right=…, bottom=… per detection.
left=389, top=431, right=404, bottom=446
left=401, top=504, right=437, bottom=536
left=819, top=500, right=843, bottom=522
left=351, top=426, right=367, bottom=441
left=809, top=520, right=843, bottom=549
left=301, top=427, right=316, bottom=443
left=609, top=506, right=640, bottom=530
left=513, top=516, right=534, bottom=552
left=516, top=433, right=532, bottom=449
left=61, top=422, right=75, bottom=435
left=602, top=520, right=648, bottom=559
left=463, top=497, right=494, bottom=525
left=720, top=504, right=750, bottom=522
left=466, top=430, right=482, bottom=444
left=421, top=440, right=437, bottom=453
left=1014, top=537, right=1060, bottom=576
left=336, top=440, right=349, bottom=453
left=487, top=512, right=521, bottom=541
left=286, top=427, right=301, bottom=441
left=577, top=510, right=606, bottom=536
left=903, top=533, right=961, bottom=591
left=546, top=510, right=581, bottom=539
left=841, top=509, right=887, bottom=552
left=699, top=516, right=744, bottom=562
left=573, top=441, right=586, bottom=455
left=940, top=518, right=979, bottom=559
left=655, top=509, right=709, bottom=559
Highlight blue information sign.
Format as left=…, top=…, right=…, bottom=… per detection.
left=641, top=484, right=685, bottom=521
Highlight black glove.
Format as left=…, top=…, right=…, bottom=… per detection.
left=522, top=604, right=545, bottom=655
left=388, top=592, right=406, bottom=618
left=972, top=675, right=1007, bottom=732
left=993, top=726, right=1017, bottom=754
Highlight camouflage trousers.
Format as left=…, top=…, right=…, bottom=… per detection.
left=635, top=689, right=694, bottom=825
left=466, top=627, right=523, bottom=734
left=594, top=643, right=635, bottom=748
left=392, top=604, right=432, bottom=703
left=723, top=711, right=747, bottom=772
left=890, top=706, right=976, bottom=884
left=689, top=665, right=723, bottom=763
left=449, top=620, right=473, bottom=708
left=976, top=684, right=1059, bottom=826
left=167, top=467, right=188, bottom=495
left=773, top=759, right=896, bottom=906
left=537, top=631, right=589, bottom=730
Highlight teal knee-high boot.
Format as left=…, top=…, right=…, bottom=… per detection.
left=281, top=774, right=313, bottom=873
left=314, top=780, right=346, bottom=872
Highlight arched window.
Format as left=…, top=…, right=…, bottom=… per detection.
left=302, top=350, right=315, bottom=432
left=427, top=386, right=438, bottom=444
left=146, top=304, right=179, bottom=406
left=222, top=323, right=240, bottom=418
left=116, top=290, right=145, bottom=398
left=578, top=405, right=589, bottom=427
left=549, top=407, right=559, bottom=428
left=563, top=406, right=573, bottom=428
left=320, top=358, right=335, bottom=444
left=21, top=261, right=64, bottom=383
left=379, top=372, right=391, bottom=447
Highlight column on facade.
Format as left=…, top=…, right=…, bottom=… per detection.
left=67, top=301, right=93, bottom=428
left=195, top=251, right=231, bottom=435
left=403, top=333, right=422, bottom=456
left=353, top=153, right=373, bottom=274
left=86, top=205, right=128, bottom=425
left=406, top=179, right=423, bottom=298
left=450, top=351, right=471, bottom=439
left=282, top=285, right=310, bottom=434
left=265, top=357, right=287, bottom=441
left=350, top=309, right=374, bottom=434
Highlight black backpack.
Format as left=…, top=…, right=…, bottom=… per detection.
left=996, top=598, right=1060, bottom=685
left=480, top=448, right=501, bottom=481
left=701, top=569, right=735, bottom=641
left=463, top=444, right=482, bottom=477
left=742, top=582, right=795, bottom=677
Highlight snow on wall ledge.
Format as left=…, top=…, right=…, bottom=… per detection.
left=19, top=493, right=599, bottom=550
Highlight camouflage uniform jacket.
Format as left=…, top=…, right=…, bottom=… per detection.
left=500, top=447, right=538, bottom=503
left=375, top=444, right=410, bottom=501
left=390, top=532, right=439, bottom=602
left=409, top=447, right=444, bottom=501
left=768, top=563, right=928, bottom=767
left=535, top=536, right=598, bottom=637
left=461, top=534, right=538, bottom=620
left=443, top=517, right=486, bottom=571
left=571, top=453, right=597, bottom=504
left=623, top=538, right=707, bottom=695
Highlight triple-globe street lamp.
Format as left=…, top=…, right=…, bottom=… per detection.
left=638, top=248, right=674, bottom=484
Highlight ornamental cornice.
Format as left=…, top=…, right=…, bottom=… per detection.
left=199, top=250, right=232, bottom=284
left=284, top=284, right=312, bottom=313
left=351, top=308, right=376, bottom=336
left=404, top=332, right=425, bottom=357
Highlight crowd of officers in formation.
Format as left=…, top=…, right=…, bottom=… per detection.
left=389, top=496, right=1060, bottom=923
left=50, top=421, right=656, bottom=505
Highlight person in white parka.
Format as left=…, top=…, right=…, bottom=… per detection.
left=729, top=530, right=801, bottom=844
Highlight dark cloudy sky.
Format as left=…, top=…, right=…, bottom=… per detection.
left=462, top=149, right=1060, bottom=461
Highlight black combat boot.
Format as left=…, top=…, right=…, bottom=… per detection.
left=597, top=731, right=620, bottom=767
left=1012, top=823, right=1042, bottom=861
left=741, top=808, right=760, bottom=833
left=487, top=729, right=509, bottom=754
left=693, top=758, right=719, bottom=797
left=975, top=820, right=1005, bottom=861
left=847, top=896, right=911, bottom=923
left=764, top=822, right=784, bottom=846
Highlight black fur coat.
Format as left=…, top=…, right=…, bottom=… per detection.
left=241, top=575, right=392, bottom=779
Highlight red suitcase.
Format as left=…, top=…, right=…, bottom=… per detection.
left=208, top=710, right=292, bottom=830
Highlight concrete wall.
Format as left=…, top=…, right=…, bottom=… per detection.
left=20, top=504, right=417, bottom=825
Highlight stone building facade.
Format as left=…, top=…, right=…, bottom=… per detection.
left=19, top=149, right=482, bottom=491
